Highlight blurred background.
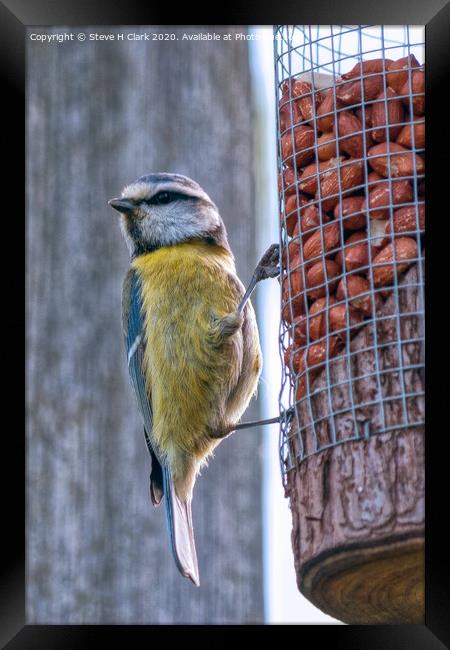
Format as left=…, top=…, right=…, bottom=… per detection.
left=26, top=25, right=338, bottom=624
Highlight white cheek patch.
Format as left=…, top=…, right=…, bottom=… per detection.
left=138, top=211, right=190, bottom=247
left=140, top=205, right=220, bottom=247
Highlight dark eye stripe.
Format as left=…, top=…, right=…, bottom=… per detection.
left=142, top=191, right=193, bottom=206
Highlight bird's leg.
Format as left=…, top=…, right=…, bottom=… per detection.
left=237, top=243, right=280, bottom=314
left=209, top=244, right=280, bottom=347
left=209, top=407, right=295, bottom=439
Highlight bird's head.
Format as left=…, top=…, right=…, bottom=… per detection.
left=109, top=173, right=230, bottom=258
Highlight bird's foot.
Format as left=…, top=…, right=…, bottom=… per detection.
left=254, top=243, right=280, bottom=281
left=283, top=406, right=295, bottom=426
left=237, top=243, right=281, bottom=314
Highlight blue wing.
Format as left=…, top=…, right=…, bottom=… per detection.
left=123, top=270, right=200, bottom=586
left=124, top=271, right=163, bottom=505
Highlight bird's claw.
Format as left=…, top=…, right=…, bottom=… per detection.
left=284, top=406, right=295, bottom=425
left=255, top=243, right=280, bottom=281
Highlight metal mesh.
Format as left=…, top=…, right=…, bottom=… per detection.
left=274, top=26, right=425, bottom=487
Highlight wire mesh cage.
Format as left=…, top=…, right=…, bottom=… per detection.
left=274, top=26, right=425, bottom=489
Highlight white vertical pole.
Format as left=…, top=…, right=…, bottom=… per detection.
left=248, top=26, right=340, bottom=624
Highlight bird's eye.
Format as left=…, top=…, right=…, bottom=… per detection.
left=153, top=191, right=172, bottom=205
left=142, top=190, right=189, bottom=206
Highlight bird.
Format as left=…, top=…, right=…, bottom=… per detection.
left=109, top=172, right=278, bottom=586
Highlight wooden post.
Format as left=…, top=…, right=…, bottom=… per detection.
left=26, top=26, right=263, bottom=623
left=286, top=263, right=425, bottom=624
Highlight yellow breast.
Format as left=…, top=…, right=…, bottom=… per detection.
left=132, top=241, right=240, bottom=324
left=131, top=241, right=247, bottom=467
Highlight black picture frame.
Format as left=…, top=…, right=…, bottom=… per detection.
left=6, top=0, right=450, bottom=645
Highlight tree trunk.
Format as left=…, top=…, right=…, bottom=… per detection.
left=286, top=262, right=425, bottom=624
left=26, top=26, right=263, bottom=624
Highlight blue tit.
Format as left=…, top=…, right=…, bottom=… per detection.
left=109, top=173, right=263, bottom=586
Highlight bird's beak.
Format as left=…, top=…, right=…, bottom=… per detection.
left=108, top=198, right=135, bottom=214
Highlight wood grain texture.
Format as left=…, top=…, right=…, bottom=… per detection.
left=26, top=26, right=263, bottom=624
left=286, top=263, right=424, bottom=623
left=301, top=537, right=424, bottom=624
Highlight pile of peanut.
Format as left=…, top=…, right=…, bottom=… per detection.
left=278, top=55, right=425, bottom=400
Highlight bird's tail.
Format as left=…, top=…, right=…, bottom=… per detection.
left=162, top=466, right=200, bottom=586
